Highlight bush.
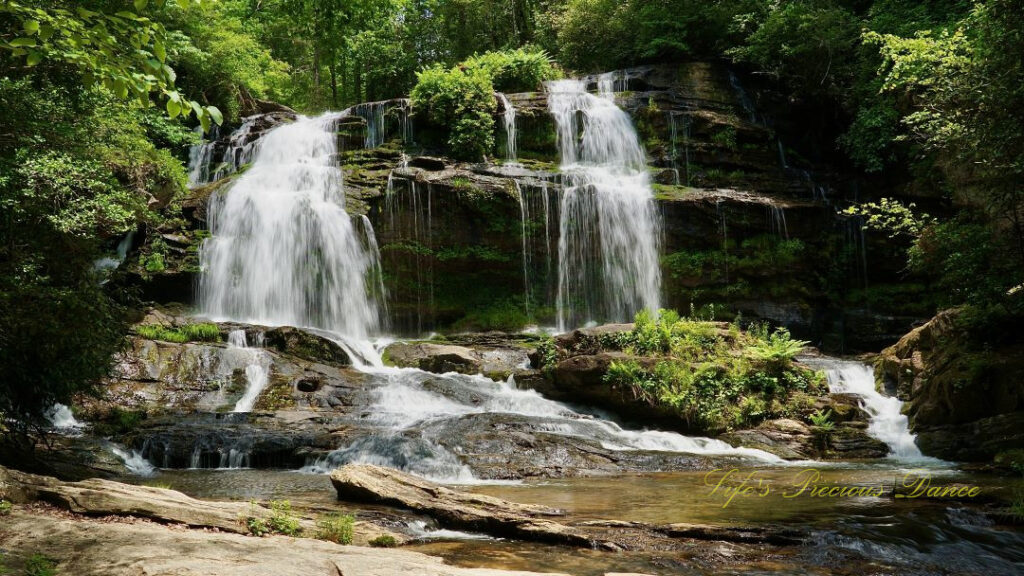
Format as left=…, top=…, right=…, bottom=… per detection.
left=316, top=513, right=355, bottom=544
left=411, top=65, right=496, bottom=161
left=463, top=47, right=561, bottom=92
left=0, top=499, right=11, bottom=516
left=369, top=534, right=398, bottom=548
left=246, top=500, right=302, bottom=537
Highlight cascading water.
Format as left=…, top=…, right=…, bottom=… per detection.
left=803, top=357, right=937, bottom=461
left=199, top=113, right=382, bottom=339
left=546, top=79, right=661, bottom=330
left=228, top=330, right=271, bottom=413
left=497, top=93, right=517, bottom=162
left=302, top=367, right=780, bottom=482
left=187, top=118, right=261, bottom=186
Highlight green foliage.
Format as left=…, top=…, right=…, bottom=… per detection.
left=0, top=0, right=222, bottom=130
left=93, top=408, right=145, bottom=436
left=747, top=326, right=809, bottom=369
left=602, top=309, right=824, bottom=433
left=247, top=500, right=302, bottom=537
left=23, top=554, right=55, bottom=576
left=0, top=499, right=11, bottom=516
left=535, top=338, right=559, bottom=371
left=411, top=64, right=496, bottom=161
left=808, top=408, right=835, bottom=430
left=369, top=534, right=398, bottom=547
left=845, top=198, right=933, bottom=240
left=316, top=513, right=355, bottom=544
left=135, top=323, right=220, bottom=343
left=463, top=47, right=561, bottom=92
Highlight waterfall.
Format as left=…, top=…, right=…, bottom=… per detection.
left=497, top=93, right=517, bottom=162
left=187, top=118, right=262, bottom=187
left=228, top=330, right=271, bottom=413
left=199, top=113, right=382, bottom=339
left=513, top=181, right=531, bottom=314
left=805, top=358, right=937, bottom=461
left=111, top=445, right=157, bottom=476
left=768, top=205, right=789, bottom=240
left=46, top=403, right=84, bottom=430
left=349, top=99, right=412, bottom=149
left=187, top=124, right=218, bottom=186
left=546, top=78, right=661, bottom=330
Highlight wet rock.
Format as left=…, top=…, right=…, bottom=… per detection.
left=264, top=326, right=351, bottom=367
left=720, top=419, right=815, bottom=460
left=408, top=156, right=447, bottom=171
left=384, top=342, right=483, bottom=374
left=877, top=308, right=1024, bottom=461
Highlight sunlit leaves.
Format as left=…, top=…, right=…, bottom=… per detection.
left=0, top=1, right=223, bottom=129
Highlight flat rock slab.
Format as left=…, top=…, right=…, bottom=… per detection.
left=329, top=464, right=806, bottom=551
left=330, top=464, right=613, bottom=548
left=0, top=511, right=564, bottom=576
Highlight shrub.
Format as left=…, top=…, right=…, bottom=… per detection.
left=267, top=500, right=302, bottom=536
left=369, top=534, right=398, bottom=548
left=411, top=65, right=495, bottom=161
left=808, top=409, right=835, bottom=431
left=463, top=47, right=561, bottom=92
left=316, top=513, right=355, bottom=544
left=0, top=499, right=11, bottom=516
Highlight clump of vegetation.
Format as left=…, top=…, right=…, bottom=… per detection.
left=535, top=338, right=559, bottom=371
left=369, top=534, right=398, bottom=548
left=92, top=407, right=146, bottom=436
left=246, top=500, right=303, bottom=537
left=135, top=323, right=220, bottom=343
left=411, top=64, right=496, bottom=161
left=316, top=513, right=355, bottom=544
left=602, top=309, right=823, bottom=433
left=0, top=499, right=12, bottom=516
left=994, top=449, right=1024, bottom=476
left=23, top=554, right=56, bottom=576
left=462, top=47, right=561, bottom=92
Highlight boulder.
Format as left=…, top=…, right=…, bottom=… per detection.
left=264, top=326, right=351, bottom=367
left=384, top=342, right=483, bottom=374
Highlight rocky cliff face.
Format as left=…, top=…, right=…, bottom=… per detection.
left=876, top=308, right=1024, bottom=461
left=121, top=61, right=929, bottom=351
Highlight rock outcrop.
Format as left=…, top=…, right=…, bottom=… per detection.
left=876, top=308, right=1024, bottom=461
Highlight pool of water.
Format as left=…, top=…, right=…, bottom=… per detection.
left=133, top=465, right=1024, bottom=575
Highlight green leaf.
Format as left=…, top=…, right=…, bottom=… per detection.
left=23, top=20, right=40, bottom=34
left=199, top=111, right=212, bottom=133
left=166, top=98, right=181, bottom=118
left=26, top=50, right=42, bottom=66
left=38, top=25, right=54, bottom=41
left=134, top=0, right=149, bottom=11
left=206, top=106, right=223, bottom=126
left=113, top=78, right=128, bottom=99
left=154, top=41, right=166, bottom=63
left=10, top=38, right=38, bottom=48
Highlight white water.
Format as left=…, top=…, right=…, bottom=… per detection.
left=199, top=113, right=382, bottom=339
left=302, top=367, right=780, bottom=482
left=807, top=357, right=936, bottom=462
left=45, top=404, right=84, bottom=429
left=497, top=93, right=517, bottom=161
left=112, top=445, right=157, bottom=476
left=546, top=78, right=661, bottom=330
left=228, top=330, right=271, bottom=413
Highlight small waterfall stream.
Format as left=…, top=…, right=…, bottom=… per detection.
left=497, top=93, right=517, bottom=162
left=546, top=78, right=662, bottom=330
left=804, top=357, right=935, bottom=461
left=228, top=330, right=271, bottom=413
